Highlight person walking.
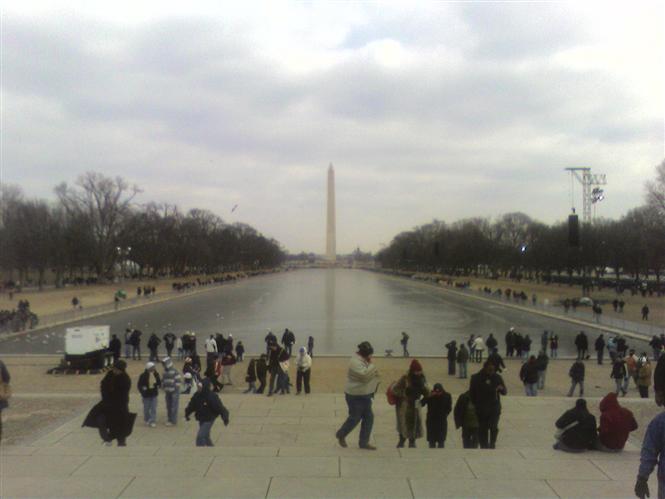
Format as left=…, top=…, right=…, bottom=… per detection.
left=137, top=362, right=161, bottom=427
left=520, top=356, right=539, bottom=396
left=205, top=335, right=218, bottom=373
left=147, top=333, right=161, bottom=362
left=307, top=336, right=315, bottom=357
left=540, top=330, right=549, bottom=353
left=567, top=359, right=585, bottom=397
left=454, top=390, right=479, bottom=449
left=244, top=357, right=258, bottom=393
left=185, top=379, right=230, bottom=447
left=335, top=341, right=380, bottom=450
left=611, top=359, right=628, bottom=396
left=282, top=328, right=296, bottom=356
left=635, top=398, right=665, bottom=499
left=109, top=334, right=122, bottom=363
left=470, top=360, right=507, bottom=449
left=642, top=304, right=650, bottom=321
left=296, top=347, right=312, bottom=395
left=400, top=332, right=410, bottom=357
left=267, top=342, right=287, bottom=396
left=130, top=329, right=142, bottom=360
left=457, top=344, right=469, bottom=379
left=264, top=330, right=277, bottom=355
left=553, top=399, right=597, bottom=453
left=468, top=334, right=476, bottom=361
left=255, top=354, right=268, bottom=394
left=163, top=331, right=176, bottom=358
left=124, top=328, right=133, bottom=359
left=650, top=335, right=662, bottom=362
left=638, top=357, right=652, bottom=399
left=422, top=382, right=452, bottom=449
left=550, top=334, right=559, bottom=359
left=235, top=341, right=245, bottom=362
left=505, top=328, right=515, bottom=357
left=536, top=350, right=549, bottom=390
left=0, top=358, right=11, bottom=443
left=161, top=357, right=182, bottom=426
left=473, top=335, right=486, bottom=363
left=83, top=360, right=134, bottom=446
left=594, top=334, right=605, bottom=365
left=445, top=340, right=457, bottom=376
left=220, top=352, right=236, bottom=385
left=392, top=359, right=429, bottom=448
left=175, top=335, right=184, bottom=360
left=522, top=334, right=532, bottom=360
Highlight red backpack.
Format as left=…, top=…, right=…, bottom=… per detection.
left=386, top=382, right=398, bottom=405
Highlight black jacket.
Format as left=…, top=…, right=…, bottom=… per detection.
left=147, top=334, right=161, bottom=350
left=109, top=337, right=122, bottom=356
left=556, top=407, right=597, bottom=450
left=246, top=359, right=257, bottom=382
left=486, top=336, right=498, bottom=350
left=83, top=370, right=134, bottom=440
left=256, top=358, right=268, bottom=380
left=535, top=353, right=549, bottom=372
left=520, top=362, right=539, bottom=384
left=569, top=361, right=585, bottom=382
left=137, top=370, right=161, bottom=398
left=185, top=380, right=230, bottom=423
left=469, top=370, right=506, bottom=416
left=595, top=337, right=605, bottom=352
left=445, top=342, right=457, bottom=362
left=487, top=352, right=505, bottom=373
left=422, top=391, right=452, bottom=442
left=611, top=362, right=627, bottom=380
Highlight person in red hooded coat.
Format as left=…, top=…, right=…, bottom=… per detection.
left=596, top=392, right=638, bottom=451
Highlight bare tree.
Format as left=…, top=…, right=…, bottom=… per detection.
left=646, top=159, right=665, bottom=216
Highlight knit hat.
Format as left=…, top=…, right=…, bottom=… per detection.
left=145, top=362, right=155, bottom=370
left=432, top=383, right=444, bottom=392
left=162, top=357, right=174, bottom=369
left=409, top=359, right=423, bottom=373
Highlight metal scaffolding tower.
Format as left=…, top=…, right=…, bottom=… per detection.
left=565, top=167, right=607, bottom=223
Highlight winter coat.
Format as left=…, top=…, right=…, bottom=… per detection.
left=130, top=330, right=142, bottom=346
left=611, top=362, right=627, bottom=380
left=487, top=352, right=505, bottom=373
left=555, top=406, right=597, bottom=450
left=456, top=347, right=469, bottom=364
left=445, top=342, right=457, bottom=362
left=162, top=362, right=182, bottom=394
left=453, top=392, right=479, bottom=430
left=469, top=370, right=506, bottom=417
left=569, top=361, right=585, bottom=382
left=486, top=336, right=498, bottom=351
left=246, top=359, right=258, bottom=382
left=535, top=353, right=549, bottom=372
left=109, top=337, right=122, bottom=357
left=83, top=370, right=134, bottom=440
left=147, top=334, right=161, bottom=350
left=185, top=379, right=230, bottom=423
left=163, top=333, right=176, bottom=349
left=344, top=355, right=379, bottom=396
left=268, top=346, right=286, bottom=373
left=598, top=393, right=638, bottom=450
left=235, top=343, right=245, bottom=357
left=638, top=363, right=653, bottom=388
left=575, top=334, right=588, bottom=350
left=256, top=358, right=268, bottom=381
left=422, top=390, right=452, bottom=443
left=392, top=374, right=429, bottom=439
left=520, top=362, right=539, bottom=384
left=137, top=370, right=161, bottom=398
left=297, top=352, right=312, bottom=371
left=472, top=337, right=486, bottom=352
left=595, top=337, right=605, bottom=352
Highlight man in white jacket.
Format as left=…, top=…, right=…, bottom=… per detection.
left=335, top=341, right=380, bottom=450
left=473, top=336, right=486, bottom=363
left=296, top=347, right=312, bottom=394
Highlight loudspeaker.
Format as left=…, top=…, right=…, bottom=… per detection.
left=568, top=214, right=580, bottom=247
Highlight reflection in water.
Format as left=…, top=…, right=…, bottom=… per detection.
left=324, top=268, right=336, bottom=351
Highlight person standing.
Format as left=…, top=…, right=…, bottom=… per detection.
left=265, top=330, right=277, bottom=355
left=83, top=360, right=134, bottom=446
left=642, top=304, right=650, bottom=321
left=457, top=344, right=469, bottom=379
left=163, top=331, right=176, bottom=358
left=568, top=359, right=585, bottom=397
left=650, top=335, right=662, bottom=362
left=638, top=357, right=653, bottom=399
left=109, top=334, right=122, bottom=363
left=520, top=356, right=539, bottom=396
left=454, top=390, right=479, bottom=449
left=235, top=341, right=245, bottom=362
left=536, top=350, right=549, bottom=390
left=267, top=342, right=286, bottom=396
left=522, top=335, right=532, bottom=360
left=255, top=354, right=268, bottom=394
left=0, top=358, right=11, bottom=443
left=130, top=329, right=142, bottom=360
left=296, top=347, right=312, bottom=395
left=392, top=359, right=429, bottom=448
left=205, top=335, right=218, bottom=373
left=422, top=383, right=452, bottom=449
left=220, top=352, right=236, bottom=385
left=175, top=335, right=184, bottom=360
left=470, top=360, right=507, bottom=449
left=147, top=333, right=161, bottom=362
left=550, top=334, right=559, bottom=359
left=505, top=328, right=515, bottom=358
left=124, top=328, right=133, bottom=359
left=575, top=331, right=588, bottom=360
left=185, top=379, right=230, bottom=447
left=595, top=334, right=606, bottom=365
left=161, top=357, right=182, bottom=426
left=540, top=330, right=549, bottom=353
left=282, top=328, right=296, bottom=356
left=473, top=335, right=485, bottom=363
left=335, top=341, right=380, bottom=450
left=445, top=340, right=457, bottom=376
left=400, top=332, right=410, bottom=358
left=137, top=362, right=161, bottom=427
left=307, top=336, right=315, bottom=357
left=486, top=334, right=498, bottom=355
left=244, top=357, right=258, bottom=393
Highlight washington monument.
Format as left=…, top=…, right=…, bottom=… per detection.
left=326, top=163, right=336, bottom=262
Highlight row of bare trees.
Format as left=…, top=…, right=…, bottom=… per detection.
left=377, top=160, right=665, bottom=289
left=0, top=172, right=284, bottom=289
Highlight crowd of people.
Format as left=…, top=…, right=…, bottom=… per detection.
left=0, top=299, right=38, bottom=333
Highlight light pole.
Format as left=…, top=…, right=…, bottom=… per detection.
left=116, top=246, right=131, bottom=282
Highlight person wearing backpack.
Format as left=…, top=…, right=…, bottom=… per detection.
left=185, top=379, right=230, bottom=447
left=421, top=383, right=452, bottom=448
left=454, top=390, right=479, bottom=448
left=392, top=359, right=429, bottom=448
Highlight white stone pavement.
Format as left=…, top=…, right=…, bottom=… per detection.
left=0, top=393, right=655, bottom=499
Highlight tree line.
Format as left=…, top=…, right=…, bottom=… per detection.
left=376, top=160, right=665, bottom=289
left=0, top=172, right=285, bottom=288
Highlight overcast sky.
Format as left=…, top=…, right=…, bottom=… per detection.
left=1, top=1, right=663, bottom=254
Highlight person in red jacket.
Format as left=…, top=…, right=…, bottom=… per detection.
left=596, top=392, right=638, bottom=452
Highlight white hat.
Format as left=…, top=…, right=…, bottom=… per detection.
left=184, top=372, right=192, bottom=379
left=145, top=362, right=155, bottom=370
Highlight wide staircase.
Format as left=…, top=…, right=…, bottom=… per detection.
left=0, top=393, right=651, bottom=499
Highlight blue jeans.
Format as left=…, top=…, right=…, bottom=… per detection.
left=458, top=362, right=467, bottom=378
left=568, top=380, right=584, bottom=397
left=537, top=371, right=546, bottom=389
left=165, top=391, right=179, bottom=424
left=124, top=344, right=131, bottom=358
left=196, top=420, right=214, bottom=446
left=142, top=396, right=157, bottom=424
left=525, top=383, right=537, bottom=396
left=337, top=394, right=374, bottom=447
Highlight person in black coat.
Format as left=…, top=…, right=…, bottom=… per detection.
left=185, top=379, right=230, bottom=447
left=256, top=354, right=268, bottom=393
left=595, top=334, right=606, bottom=365
left=575, top=331, right=588, bottom=360
left=486, top=334, right=498, bottom=355
left=147, top=333, right=161, bottom=362
left=445, top=341, right=457, bottom=376
left=421, top=383, right=452, bottom=448
left=83, top=360, right=135, bottom=446
left=163, top=332, right=176, bottom=357
left=109, top=334, right=122, bottom=362
left=470, top=361, right=507, bottom=449
left=553, top=399, right=597, bottom=452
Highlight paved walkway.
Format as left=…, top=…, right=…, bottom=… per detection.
left=0, top=393, right=652, bottom=498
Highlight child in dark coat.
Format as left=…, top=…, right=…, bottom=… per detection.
left=421, top=383, right=453, bottom=448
